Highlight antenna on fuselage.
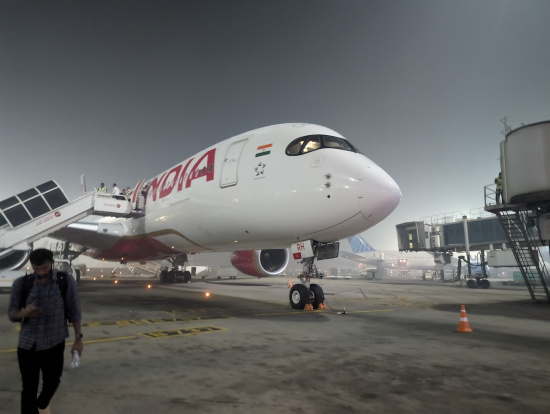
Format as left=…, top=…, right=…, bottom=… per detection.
left=80, top=175, right=87, bottom=194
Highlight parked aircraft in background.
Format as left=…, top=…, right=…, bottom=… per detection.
left=2, top=123, right=401, bottom=307
left=337, top=234, right=449, bottom=276
left=338, top=233, right=496, bottom=280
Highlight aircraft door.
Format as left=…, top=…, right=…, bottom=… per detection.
left=131, top=179, right=147, bottom=211
left=220, top=139, right=248, bottom=188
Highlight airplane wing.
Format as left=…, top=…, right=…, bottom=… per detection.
left=51, top=219, right=123, bottom=254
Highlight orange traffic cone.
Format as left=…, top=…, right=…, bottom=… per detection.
left=456, top=304, right=473, bottom=333
left=287, top=279, right=292, bottom=288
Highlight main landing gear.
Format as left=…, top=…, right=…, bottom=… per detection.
left=289, top=257, right=325, bottom=310
left=159, top=267, right=192, bottom=283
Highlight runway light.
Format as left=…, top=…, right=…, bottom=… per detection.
left=147, top=284, right=152, bottom=289
left=93, top=277, right=96, bottom=281
left=114, top=280, right=118, bottom=284
left=205, top=292, right=211, bottom=298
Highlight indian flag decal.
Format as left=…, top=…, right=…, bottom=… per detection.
left=256, top=143, right=273, bottom=157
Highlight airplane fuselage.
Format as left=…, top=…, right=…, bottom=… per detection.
left=62, top=123, right=401, bottom=262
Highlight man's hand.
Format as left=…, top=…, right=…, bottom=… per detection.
left=23, top=304, right=43, bottom=317
left=71, top=336, right=84, bottom=357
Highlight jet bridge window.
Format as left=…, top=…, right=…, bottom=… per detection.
left=286, top=135, right=361, bottom=156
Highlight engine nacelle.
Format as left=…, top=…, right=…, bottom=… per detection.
left=230, top=249, right=289, bottom=278
left=0, top=250, right=30, bottom=271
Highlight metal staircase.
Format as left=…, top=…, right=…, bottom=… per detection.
left=495, top=210, right=550, bottom=301
left=0, top=181, right=143, bottom=260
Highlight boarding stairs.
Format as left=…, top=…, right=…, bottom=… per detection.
left=494, top=210, right=550, bottom=301
left=0, top=180, right=144, bottom=259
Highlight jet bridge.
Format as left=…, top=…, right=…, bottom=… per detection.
left=396, top=216, right=508, bottom=253
left=0, top=180, right=142, bottom=262
left=396, top=215, right=509, bottom=288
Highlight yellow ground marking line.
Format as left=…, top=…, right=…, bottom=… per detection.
left=1, top=348, right=21, bottom=354
left=81, top=315, right=230, bottom=328
left=0, top=336, right=139, bottom=354
left=164, top=308, right=218, bottom=314
left=140, top=326, right=226, bottom=338
left=0, top=326, right=225, bottom=354
left=165, top=306, right=286, bottom=314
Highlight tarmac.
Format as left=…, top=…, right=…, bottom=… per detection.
left=1, top=275, right=550, bottom=414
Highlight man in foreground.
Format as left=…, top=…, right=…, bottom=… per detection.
left=8, top=248, right=83, bottom=414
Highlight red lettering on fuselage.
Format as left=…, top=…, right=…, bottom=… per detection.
left=177, top=158, right=194, bottom=192
left=148, top=148, right=217, bottom=202
left=159, top=165, right=182, bottom=198
left=149, top=173, right=167, bottom=201
left=185, top=148, right=216, bottom=189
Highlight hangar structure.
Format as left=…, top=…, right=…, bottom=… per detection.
left=398, top=121, right=550, bottom=302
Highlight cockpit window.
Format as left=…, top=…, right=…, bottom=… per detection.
left=286, top=139, right=305, bottom=155
left=285, top=135, right=361, bottom=156
left=302, top=136, right=321, bottom=153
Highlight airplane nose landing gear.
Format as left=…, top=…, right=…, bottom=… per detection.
left=289, top=256, right=326, bottom=310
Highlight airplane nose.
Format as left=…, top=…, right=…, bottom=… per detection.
left=357, top=165, right=401, bottom=223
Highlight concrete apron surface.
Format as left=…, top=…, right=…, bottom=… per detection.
left=1, top=276, right=549, bottom=414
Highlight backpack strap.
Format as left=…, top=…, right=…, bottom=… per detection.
left=55, top=271, right=70, bottom=321
left=56, top=271, right=68, bottom=302
left=19, top=274, right=35, bottom=310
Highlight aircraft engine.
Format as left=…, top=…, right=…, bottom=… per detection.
left=230, top=249, right=289, bottom=278
left=0, top=250, right=30, bottom=271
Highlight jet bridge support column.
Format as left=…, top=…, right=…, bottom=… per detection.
left=463, top=216, right=472, bottom=277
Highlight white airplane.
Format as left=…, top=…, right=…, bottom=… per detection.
left=338, top=234, right=447, bottom=276
left=4, top=123, right=402, bottom=308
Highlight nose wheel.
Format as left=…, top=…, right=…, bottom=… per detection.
left=289, top=258, right=325, bottom=310
left=289, top=284, right=310, bottom=309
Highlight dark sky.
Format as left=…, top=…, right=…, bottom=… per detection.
left=1, top=0, right=549, bottom=249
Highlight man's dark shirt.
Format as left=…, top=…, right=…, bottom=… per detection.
left=8, top=270, right=81, bottom=351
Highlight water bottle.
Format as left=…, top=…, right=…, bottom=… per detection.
left=71, top=351, right=80, bottom=368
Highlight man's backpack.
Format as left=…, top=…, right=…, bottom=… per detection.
left=19, top=272, right=71, bottom=321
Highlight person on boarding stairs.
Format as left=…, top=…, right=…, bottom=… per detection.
left=112, top=183, right=121, bottom=196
